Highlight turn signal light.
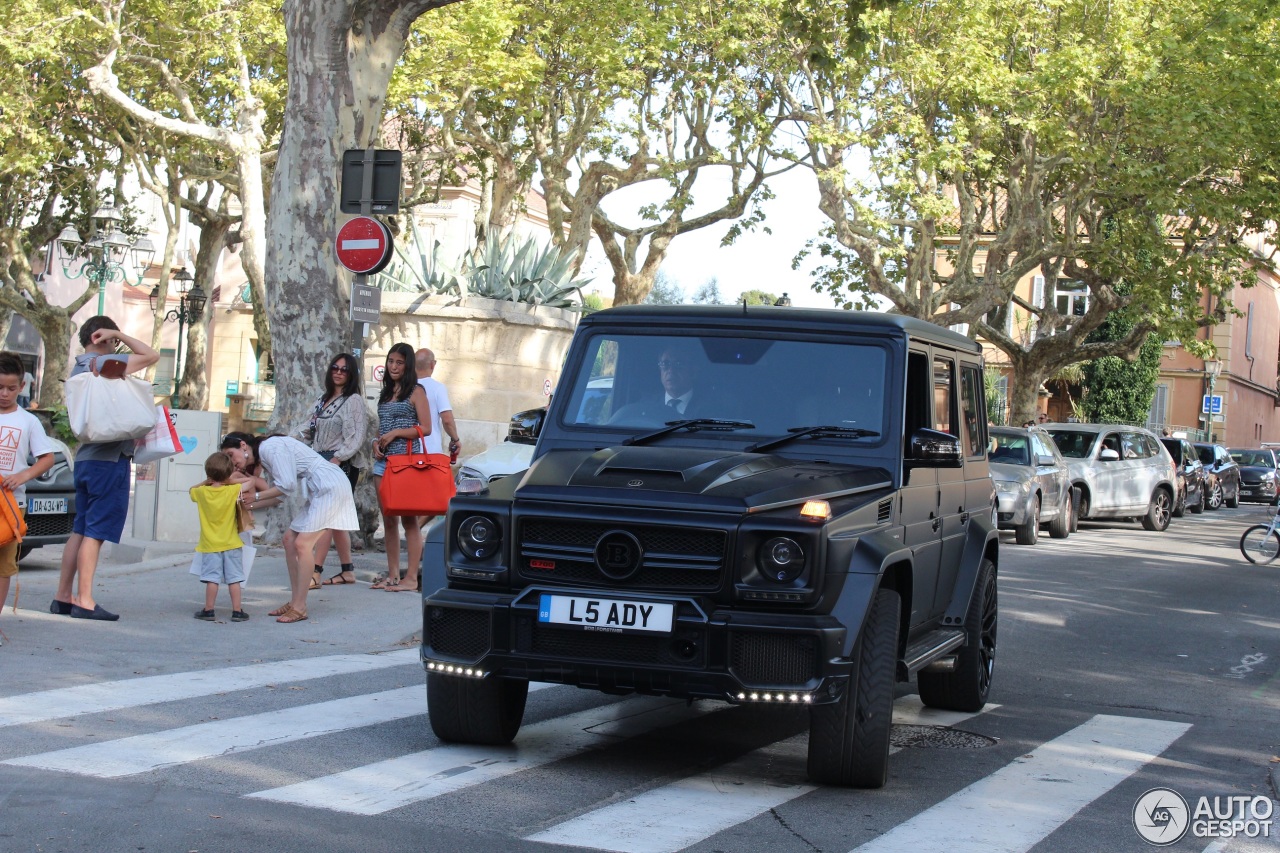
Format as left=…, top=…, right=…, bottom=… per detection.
left=800, top=500, right=830, bottom=520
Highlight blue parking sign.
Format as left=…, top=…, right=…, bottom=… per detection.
left=1202, top=395, right=1223, bottom=414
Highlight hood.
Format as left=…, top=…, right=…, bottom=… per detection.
left=988, top=462, right=1030, bottom=483
left=512, top=446, right=892, bottom=512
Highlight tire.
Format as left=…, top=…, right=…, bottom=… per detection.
left=807, top=587, right=900, bottom=788
left=1047, top=492, right=1071, bottom=539
left=1014, top=496, right=1040, bottom=545
left=1172, top=486, right=1186, bottom=518
left=1240, top=525, right=1280, bottom=565
left=1226, top=482, right=1240, bottom=509
left=919, top=558, right=997, bottom=712
left=1141, top=488, right=1173, bottom=532
left=427, top=672, right=529, bottom=745
left=1069, top=487, right=1081, bottom=532
left=1189, top=486, right=1205, bottom=514
left=1208, top=480, right=1224, bottom=510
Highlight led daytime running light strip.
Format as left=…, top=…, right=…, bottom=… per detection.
left=426, top=661, right=487, bottom=678
left=734, top=691, right=813, bottom=704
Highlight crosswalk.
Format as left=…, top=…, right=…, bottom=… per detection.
left=0, top=650, right=1196, bottom=851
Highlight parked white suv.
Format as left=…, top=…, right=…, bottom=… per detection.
left=1046, top=423, right=1178, bottom=531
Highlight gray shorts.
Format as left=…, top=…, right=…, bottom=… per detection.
left=198, top=549, right=246, bottom=585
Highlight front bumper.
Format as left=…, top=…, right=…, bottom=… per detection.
left=421, top=586, right=853, bottom=704
left=22, top=491, right=77, bottom=548
left=1239, top=481, right=1277, bottom=502
left=995, top=491, right=1029, bottom=527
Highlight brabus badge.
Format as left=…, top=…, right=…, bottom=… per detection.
left=627, top=479, right=644, bottom=487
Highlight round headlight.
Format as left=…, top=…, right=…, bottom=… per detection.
left=458, top=515, right=500, bottom=560
left=758, top=536, right=805, bottom=583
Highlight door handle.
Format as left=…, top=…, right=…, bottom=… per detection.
left=932, top=517, right=942, bottom=532
left=960, top=512, right=970, bottom=524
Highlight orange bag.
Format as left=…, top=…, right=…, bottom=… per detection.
left=378, top=426, right=456, bottom=517
left=0, top=487, right=27, bottom=547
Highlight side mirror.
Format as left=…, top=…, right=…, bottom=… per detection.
left=1099, top=448, right=1120, bottom=461
left=909, top=428, right=962, bottom=468
left=1036, top=455, right=1056, bottom=467
left=507, top=407, right=546, bottom=446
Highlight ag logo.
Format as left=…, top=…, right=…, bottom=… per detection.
left=593, top=530, right=643, bottom=580
left=1133, top=787, right=1189, bottom=845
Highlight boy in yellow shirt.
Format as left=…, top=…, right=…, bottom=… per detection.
left=189, top=452, right=249, bottom=621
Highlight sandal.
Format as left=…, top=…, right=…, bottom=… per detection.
left=322, top=571, right=355, bottom=586
left=371, top=575, right=400, bottom=590
left=309, top=574, right=322, bottom=590
left=276, top=605, right=308, bottom=623
left=385, top=578, right=420, bottom=592
left=268, top=602, right=292, bottom=616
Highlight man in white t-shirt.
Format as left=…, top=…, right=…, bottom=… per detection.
left=0, top=351, right=56, bottom=643
left=16, top=369, right=34, bottom=410
left=415, top=348, right=461, bottom=529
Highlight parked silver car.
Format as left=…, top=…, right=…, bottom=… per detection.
left=1046, top=423, right=1179, bottom=531
left=989, top=426, right=1073, bottom=545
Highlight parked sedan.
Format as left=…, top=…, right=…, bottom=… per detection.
left=19, top=436, right=77, bottom=560
left=1229, top=447, right=1280, bottom=505
left=1047, top=423, right=1178, bottom=531
left=1160, top=437, right=1207, bottom=516
left=989, top=426, right=1073, bottom=545
left=1194, top=442, right=1241, bottom=510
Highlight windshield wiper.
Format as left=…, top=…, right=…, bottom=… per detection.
left=622, top=418, right=756, bottom=447
left=746, top=425, right=880, bottom=453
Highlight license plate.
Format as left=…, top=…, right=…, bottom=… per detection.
left=27, top=497, right=67, bottom=514
left=1242, top=489, right=1254, bottom=495
left=538, top=594, right=674, bottom=634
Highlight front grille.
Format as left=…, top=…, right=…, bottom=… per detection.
left=25, top=513, right=74, bottom=538
left=426, top=606, right=491, bottom=660
left=518, top=518, right=725, bottom=590
left=516, top=616, right=706, bottom=668
left=730, top=632, right=818, bottom=687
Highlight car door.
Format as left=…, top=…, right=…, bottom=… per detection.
left=1092, top=430, right=1128, bottom=513
left=1030, top=431, right=1065, bottom=518
left=900, top=349, right=941, bottom=627
left=934, top=361, right=985, bottom=613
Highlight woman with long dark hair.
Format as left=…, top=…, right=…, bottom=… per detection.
left=371, top=343, right=432, bottom=592
left=294, top=352, right=367, bottom=587
left=220, top=431, right=359, bottom=623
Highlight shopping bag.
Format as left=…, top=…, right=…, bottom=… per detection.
left=377, top=427, right=456, bottom=516
left=133, top=405, right=183, bottom=464
left=0, top=488, right=26, bottom=548
left=64, top=364, right=156, bottom=444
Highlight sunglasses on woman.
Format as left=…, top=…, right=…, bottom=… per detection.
left=330, top=363, right=350, bottom=374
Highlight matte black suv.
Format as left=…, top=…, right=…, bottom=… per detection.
left=422, top=306, right=999, bottom=788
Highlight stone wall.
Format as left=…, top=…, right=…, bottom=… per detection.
left=363, top=294, right=579, bottom=454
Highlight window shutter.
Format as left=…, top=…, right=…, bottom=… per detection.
left=1032, top=275, right=1045, bottom=308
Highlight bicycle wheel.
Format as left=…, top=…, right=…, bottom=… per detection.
left=1240, top=525, right=1280, bottom=564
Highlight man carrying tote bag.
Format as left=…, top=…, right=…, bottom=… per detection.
left=51, top=317, right=159, bottom=622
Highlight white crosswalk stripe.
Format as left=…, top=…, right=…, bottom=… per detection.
left=849, top=714, right=1192, bottom=853
left=247, top=694, right=721, bottom=814
left=526, top=700, right=999, bottom=853
left=0, top=648, right=420, bottom=728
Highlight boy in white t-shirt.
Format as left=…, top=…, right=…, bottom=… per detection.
left=0, top=352, right=55, bottom=645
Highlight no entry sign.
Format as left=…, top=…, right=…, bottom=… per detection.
left=335, top=216, right=393, bottom=274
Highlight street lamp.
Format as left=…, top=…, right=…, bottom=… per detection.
left=773, top=293, right=792, bottom=307
left=1204, top=358, right=1223, bottom=442
left=149, top=268, right=207, bottom=407
left=53, top=203, right=156, bottom=315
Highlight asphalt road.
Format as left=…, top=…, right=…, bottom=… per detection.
left=1, top=504, right=1279, bottom=853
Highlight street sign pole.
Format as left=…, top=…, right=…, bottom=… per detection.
left=354, top=145, right=377, bottom=355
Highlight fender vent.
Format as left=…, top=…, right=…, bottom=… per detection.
left=877, top=499, right=892, bottom=524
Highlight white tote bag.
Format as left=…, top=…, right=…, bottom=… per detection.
left=64, top=371, right=156, bottom=444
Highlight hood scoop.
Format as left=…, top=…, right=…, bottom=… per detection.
left=592, top=446, right=779, bottom=484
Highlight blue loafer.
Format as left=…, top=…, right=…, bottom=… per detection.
left=50, top=599, right=74, bottom=616
left=69, top=604, right=120, bottom=622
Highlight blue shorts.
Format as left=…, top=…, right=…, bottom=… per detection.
left=198, top=549, right=246, bottom=585
left=373, top=459, right=387, bottom=477
left=73, top=457, right=130, bottom=543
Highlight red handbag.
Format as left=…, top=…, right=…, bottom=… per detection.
left=378, top=426, right=456, bottom=517
left=0, top=487, right=26, bottom=548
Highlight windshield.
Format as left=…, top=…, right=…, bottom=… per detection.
left=1231, top=450, right=1275, bottom=468
left=559, top=332, right=890, bottom=446
left=1048, top=429, right=1098, bottom=459
left=988, top=432, right=1030, bottom=465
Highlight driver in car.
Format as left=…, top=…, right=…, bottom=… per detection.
left=609, top=346, right=702, bottom=423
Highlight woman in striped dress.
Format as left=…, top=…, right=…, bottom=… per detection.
left=220, top=432, right=360, bottom=623
left=371, top=343, right=432, bottom=592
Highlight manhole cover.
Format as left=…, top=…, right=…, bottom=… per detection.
left=890, top=724, right=997, bottom=749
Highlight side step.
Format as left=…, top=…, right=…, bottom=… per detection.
left=900, top=629, right=966, bottom=678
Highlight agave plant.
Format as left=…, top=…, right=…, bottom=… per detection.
left=375, top=218, right=464, bottom=295
left=460, top=231, right=591, bottom=308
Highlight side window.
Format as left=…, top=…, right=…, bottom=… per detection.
left=1030, top=433, right=1051, bottom=460
left=905, top=351, right=932, bottom=438
left=959, top=365, right=984, bottom=457
left=933, top=357, right=955, bottom=435
left=1100, top=433, right=1122, bottom=459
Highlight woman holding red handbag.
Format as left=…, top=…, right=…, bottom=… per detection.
left=371, top=343, right=432, bottom=592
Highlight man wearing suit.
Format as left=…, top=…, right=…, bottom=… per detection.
left=609, top=346, right=700, bottom=424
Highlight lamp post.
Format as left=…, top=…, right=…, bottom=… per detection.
left=1204, top=357, right=1223, bottom=442
left=149, top=268, right=207, bottom=407
left=773, top=293, right=792, bottom=306
left=53, top=203, right=156, bottom=315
